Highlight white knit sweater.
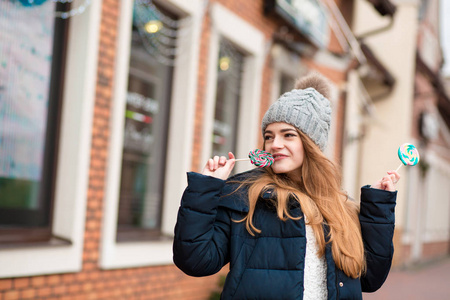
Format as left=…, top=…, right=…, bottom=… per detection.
left=303, top=224, right=328, bottom=300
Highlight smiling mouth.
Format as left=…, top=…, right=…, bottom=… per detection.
left=272, top=154, right=288, bottom=161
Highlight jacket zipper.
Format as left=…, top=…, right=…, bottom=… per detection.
left=335, top=266, right=340, bottom=299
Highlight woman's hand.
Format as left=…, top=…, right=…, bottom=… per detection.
left=202, top=152, right=236, bottom=180
left=371, top=170, right=400, bottom=192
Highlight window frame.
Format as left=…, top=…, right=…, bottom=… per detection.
left=100, top=0, right=204, bottom=269
left=0, top=1, right=70, bottom=245
left=0, top=0, right=101, bottom=278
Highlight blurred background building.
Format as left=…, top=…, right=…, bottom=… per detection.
left=0, top=0, right=449, bottom=299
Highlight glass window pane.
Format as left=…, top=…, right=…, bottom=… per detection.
left=116, top=1, right=174, bottom=240
left=212, top=39, right=244, bottom=157
left=0, top=0, right=62, bottom=232
left=280, top=73, right=295, bottom=95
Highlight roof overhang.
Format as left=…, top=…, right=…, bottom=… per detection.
left=416, top=53, right=450, bottom=130
left=366, top=0, right=397, bottom=17
left=358, top=42, right=396, bottom=100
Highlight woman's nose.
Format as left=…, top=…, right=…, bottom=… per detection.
left=271, top=136, right=284, bottom=149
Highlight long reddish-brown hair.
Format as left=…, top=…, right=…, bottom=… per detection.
left=235, top=130, right=366, bottom=278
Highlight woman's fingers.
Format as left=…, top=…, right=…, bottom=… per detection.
left=219, top=156, right=227, bottom=166
left=380, top=170, right=400, bottom=191
left=371, top=170, right=401, bottom=191
left=207, top=158, right=214, bottom=171
left=225, top=152, right=236, bottom=169
left=387, top=170, right=400, bottom=184
left=228, top=152, right=235, bottom=160
left=381, top=178, right=394, bottom=191
left=202, top=153, right=236, bottom=179
left=213, top=156, right=220, bottom=169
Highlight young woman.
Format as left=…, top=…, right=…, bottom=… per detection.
left=173, top=73, right=399, bottom=299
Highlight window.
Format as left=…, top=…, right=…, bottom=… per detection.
left=0, top=0, right=101, bottom=278
left=279, top=73, right=296, bottom=95
left=0, top=0, right=69, bottom=244
left=270, top=44, right=304, bottom=105
left=264, top=0, right=330, bottom=48
left=418, top=0, right=429, bottom=21
left=101, top=0, right=203, bottom=269
left=116, top=1, right=175, bottom=241
left=212, top=39, right=244, bottom=157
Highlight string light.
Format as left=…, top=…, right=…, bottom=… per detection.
left=216, top=38, right=246, bottom=100
left=144, top=20, right=163, bottom=34
left=55, top=0, right=91, bottom=19
left=219, top=56, right=230, bottom=71
left=15, top=0, right=91, bottom=19
left=133, top=0, right=211, bottom=66
left=133, top=0, right=184, bottom=66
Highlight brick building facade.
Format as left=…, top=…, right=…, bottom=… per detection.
left=1, top=0, right=449, bottom=299
left=0, top=0, right=351, bottom=298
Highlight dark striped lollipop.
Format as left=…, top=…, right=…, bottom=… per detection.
left=234, top=149, right=274, bottom=168
left=248, top=149, right=274, bottom=167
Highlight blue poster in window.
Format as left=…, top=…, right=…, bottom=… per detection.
left=0, top=0, right=56, bottom=181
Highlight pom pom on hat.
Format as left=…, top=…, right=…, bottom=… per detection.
left=261, top=72, right=332, bottom=151
left=294, top=71, right=331, bottom=99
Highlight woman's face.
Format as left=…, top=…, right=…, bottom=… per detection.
left=264, top=122, right=304, bottom=181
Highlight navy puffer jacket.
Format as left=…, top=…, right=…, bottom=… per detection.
left=173, top=169, right=397, bottom=299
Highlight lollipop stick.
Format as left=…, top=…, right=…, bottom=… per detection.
left=234, top=158, right=249, bottom=162
left=395, top=164, right=403, bottom=172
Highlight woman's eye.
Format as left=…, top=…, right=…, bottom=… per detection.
left=285, top=133, right=296, bottom=138
left=264, top=136, right=273, bottom=140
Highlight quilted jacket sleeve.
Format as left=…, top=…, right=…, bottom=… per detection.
left=359, top=185, right=397, bottom=292
left=173, top=172, right=231, bottom=277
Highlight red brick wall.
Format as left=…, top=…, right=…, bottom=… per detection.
left=191, top=2, right=212, bottom=172
left=422, top=241, right=450, bottom=260
left=0, top=266, right=226, bottom=300
left=399, top=241, right=450, bottom=267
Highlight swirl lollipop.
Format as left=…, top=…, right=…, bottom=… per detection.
left=396, top=143, right=420, bottom=172
left=235, top=149, right=274, bottom=168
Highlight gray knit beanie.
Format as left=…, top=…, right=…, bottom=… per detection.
left=262, top=73, right=332, bottom=151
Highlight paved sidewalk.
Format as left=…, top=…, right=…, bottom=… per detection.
left=363, top=256, right=450, bottom=300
